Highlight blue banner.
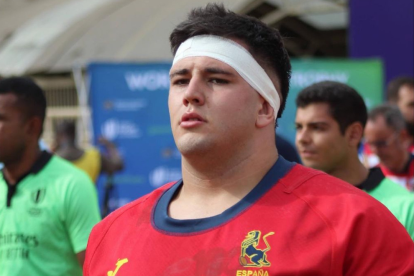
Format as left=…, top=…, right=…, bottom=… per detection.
left=88, top=59, right=383, bottom=213
left=88, top=63, right=181, bottom=213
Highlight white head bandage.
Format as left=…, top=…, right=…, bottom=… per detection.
left=172, top=35, right=280, bottom=119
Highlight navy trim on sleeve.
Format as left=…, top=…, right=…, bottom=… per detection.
left=152, top=156, right=295, bottom=234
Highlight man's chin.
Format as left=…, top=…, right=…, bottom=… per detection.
left=177, top=140, right=210, bottom=156
left=302, top=159, right=324, bottom=171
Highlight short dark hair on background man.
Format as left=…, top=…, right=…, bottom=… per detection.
left=296, top=81, right=367, bottom=134
left=169, top=3, right=291, bottom=119
left=0, top=76, right=47, bottom=134
left=387, top=76, right=414, bottom=103
left=368, top=104, right=406, bottom=132
left=55, top=120, right=76, bottom=141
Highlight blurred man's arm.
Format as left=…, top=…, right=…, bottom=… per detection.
left=98, top=137, right=124, bottom=174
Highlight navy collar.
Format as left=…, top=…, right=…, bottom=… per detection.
left=152, top=156, right=295, bottom=234
left=2, top=151, right=52, bottom=207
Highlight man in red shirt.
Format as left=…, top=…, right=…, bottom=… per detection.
left=84, top=4, right=414, bottom=276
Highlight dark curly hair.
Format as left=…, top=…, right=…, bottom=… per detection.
left=296, top=81, right=367, bottom=134
left=169, top=3, right=291, bottom=119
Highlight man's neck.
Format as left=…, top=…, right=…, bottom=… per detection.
left=3, top=146, right=42, bottom=185
left=55, top=142, right=84, bottom=161
left=388, top=151, right=411, bottom=174
left=328, top=154, right=369, bottom=186
left=169, top=144, right=278, bottom=219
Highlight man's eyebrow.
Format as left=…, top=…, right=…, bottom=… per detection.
left=205, top=67, right=234, bottom=75
left=295, top=121, right=329, bottom=126
left=308, top=121, right=329, bottom=126
left=169, top=69, right=189, bottom=79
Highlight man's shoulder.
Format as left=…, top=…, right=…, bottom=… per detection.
left=90, top=182, right=176, bottom=235
left=280, top=164, right=390, bottom=213
left=281, top=164, right=363, bottom=194
left=371, top=178, right=414, bottom=215
left=44, top=155, right=92, bottom=180
left=47, top=154, right=83, bottom=171
left=377, top=177, right=414, bottom=198
left=84, top=147, right=101, bottom=158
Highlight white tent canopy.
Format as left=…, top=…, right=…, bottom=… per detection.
left=0, top=0, right=346, bottom=76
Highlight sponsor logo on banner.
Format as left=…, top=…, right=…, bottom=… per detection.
left=149, top=166, right=182, bottom=188
left=101, top=119, right=141, bottom=140
left=125, top=70, right=169, bottom=91
left=104, top=99, right=148, bottom=112
left=291, top=71, right=350, bottom=88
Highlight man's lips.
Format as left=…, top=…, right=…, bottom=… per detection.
left=180, top=113, right=206, bottom=128
left=299, top=150, right=316, bottom=158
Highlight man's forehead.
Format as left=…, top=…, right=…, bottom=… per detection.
left=366, top=116, right=393, bottom=132
left=399, top=85, right=414, bottom=99
left=0, top=93, right=18, bottom=106
left=296, top=103, right=336, bottom=123
left=170, top=56, right=236, bottom=74
left=297, top=103, right=331, bottom=116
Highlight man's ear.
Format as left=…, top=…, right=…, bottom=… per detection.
left=345, top=122, right=364, bottom=147
left=25, top=117, right=43, bottom=138
left=399, top=128, right=411, bottom=148
left=256, top=97, right=275, bottom=128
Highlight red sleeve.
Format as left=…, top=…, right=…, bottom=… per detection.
left=342, top=204, right=414, bottom=275
left=283, top=166, right=414, bottom=275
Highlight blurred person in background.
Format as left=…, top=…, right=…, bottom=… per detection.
left=84, top=4, right=413, bottom=275
left=362, top=76, right=414, bottom=167
left=0, top=77, right=101, bottom=276
left=388, top=77, right=414, bottom=150
left=364, top=104, right=414, bottom=191
left=54, top=120, right=124, bottom=183
left=295, top=81, right=414, bottom=239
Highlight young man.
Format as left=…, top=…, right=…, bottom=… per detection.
left=84, top=4, right=414, bottom=275
left=0, top=77, right=101, bottom=276
left=364, top=104, right=414, bottom=191
left=54, top=120, right=124, bottom=183
left=295, top=81, right=414, bottom=239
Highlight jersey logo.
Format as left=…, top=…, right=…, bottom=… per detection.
left=108, top=258, right=128, bottom=276
left=31, top=189, right=46, bottom=204
left=239, top=230, right=274, bottom=268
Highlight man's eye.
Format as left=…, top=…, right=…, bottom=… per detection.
left=210, top=78, right=228, bottom=84
left=312, top=126, right=323, bottom=131
left=294, top=125, right=302, bottom=130
left=173, top=79, right=189, bottom=85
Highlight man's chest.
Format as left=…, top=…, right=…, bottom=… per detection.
left=89, top=214, right=336, bottom=276
left=0, top=183, right=64, bottom=261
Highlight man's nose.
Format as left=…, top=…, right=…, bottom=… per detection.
left=183, top=77, right=205, bottom=107
left=296, top=128, right=311, bottom=145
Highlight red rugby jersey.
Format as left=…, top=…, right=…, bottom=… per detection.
left=84, top=158, right=414, bottom=276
